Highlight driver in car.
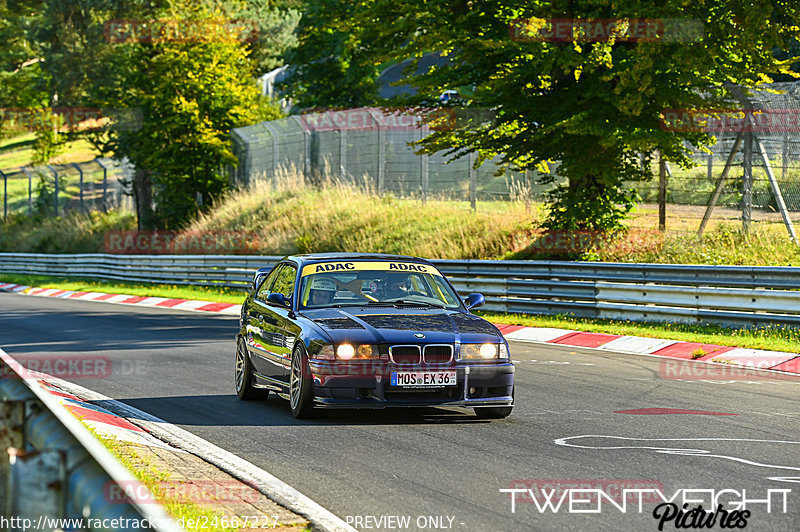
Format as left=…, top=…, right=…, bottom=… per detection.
left=383, top=275, right=410, bottom=299
left=309, top=277, right=337, bottom=306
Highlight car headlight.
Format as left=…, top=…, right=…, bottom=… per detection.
left=336, top=343, right=381, bottom=360
left=460, top=343, right=500, bottom=359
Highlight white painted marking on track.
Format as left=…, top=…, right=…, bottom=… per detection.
left=523, top=359, right=595, bottom=365
left=632, top=377, right=800, bottom=386
left=554, top=435, right=800, bottom=484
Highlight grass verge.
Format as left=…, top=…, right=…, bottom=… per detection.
left=478, top=311, right=800, bottom=354
left=3, top=272, right=798, bottom=353
left=94, top=432, right=242, bottom=531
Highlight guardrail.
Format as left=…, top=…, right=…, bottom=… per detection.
left=1, top=253, right=799, bottom=327
left=0, top=348, right=182, bottom=530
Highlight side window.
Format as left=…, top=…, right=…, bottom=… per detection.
left=256, top=265, right=283, bottom=300
left=271, top=264, right=297, bottom=299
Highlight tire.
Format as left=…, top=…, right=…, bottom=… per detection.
left=289, top=344, right=315, bottom=419
left=235, top=337, right=267, bottom=400
left=474, top=387, right=514, bottom=419
left=474, top=405, right=513, bottom=419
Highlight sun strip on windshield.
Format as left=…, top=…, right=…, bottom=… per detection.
left=300, top=261, right=443, bottom=277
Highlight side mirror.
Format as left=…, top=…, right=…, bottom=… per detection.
left=464, top=293, right=485, bottom=310
left=266, top=292, right=290, bottom=308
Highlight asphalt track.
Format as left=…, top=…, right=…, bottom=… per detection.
left=2, top=292, right=800, bottom=531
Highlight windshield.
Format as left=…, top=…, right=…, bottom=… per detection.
left=298, top=260, right=463, bottom=310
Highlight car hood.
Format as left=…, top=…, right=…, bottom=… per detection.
left=300, top=306, right=502, bottom=345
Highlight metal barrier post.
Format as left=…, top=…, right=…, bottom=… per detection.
left=658, top=154, right=667, bottom=231
left=420, top=129, right=428, bottom=203
left=339, top=129, right=347, bottom=178
left=525, top=169, right=532, bottom=214
left=0, top=401, right=24, bottom=508
left=698, top=131, right=744, bottom=237
left=468, top=152, right=477, bottom=211
left=22, top=167, right=33, bottom=216
left=72, top=162, right=84, bottom=212
left=1, top=169, right=6, bottom=221
left=47, top=165, right=59, bottom=216
left=7, top=448, right=67, bottom=525
left=757, top=137, right=797, bottom=243
left=742, top=130, right=753, bottom=234
left=95, top=159, right=108, bottom=213
left=378, top=121, right=385, bottom=193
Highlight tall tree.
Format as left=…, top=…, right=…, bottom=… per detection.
left=282, top=0, right=382, bottom=108
left=335, top=0, right=800, bottom=233
left=96, top=3, right=281, bottom=228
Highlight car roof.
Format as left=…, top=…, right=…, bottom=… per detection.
left=284, top=252, right=434, bottom=266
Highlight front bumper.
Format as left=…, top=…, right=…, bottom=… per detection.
left=307, top=360, right=514, bottom=409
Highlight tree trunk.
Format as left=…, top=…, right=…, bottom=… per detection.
left=132, top=168, right=156, bottom=230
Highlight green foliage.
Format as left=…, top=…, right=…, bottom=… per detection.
left=92, top=2, right=280, bottom=229
left=0, top=0, right=49, bottom=110
left=330, top=0, right=800, bottom=233
left=33, top=170, right=56, bottom=216
left=231, top=0, right=302, bottom=74
left=0, top=210, right=135, bottom=253
left=283, top=0, right=382, bottom=108
left=29, top=109, right=65, bottom=165
left=2, top=0, right=282, bottom=229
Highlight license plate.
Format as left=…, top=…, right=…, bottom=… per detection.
left=391, top=371, right=457, bottom=388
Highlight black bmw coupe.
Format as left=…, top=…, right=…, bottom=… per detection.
left=235, top=253, right=514, bottom=419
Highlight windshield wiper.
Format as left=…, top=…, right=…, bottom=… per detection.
left=389, top=300, right=447, bottom=309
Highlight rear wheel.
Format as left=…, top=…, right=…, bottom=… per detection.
left=289, top=344, right=315, bottom=418
left=235, top=337, right=267, bottom=400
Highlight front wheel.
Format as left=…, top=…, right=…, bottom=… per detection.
left=474, top=388, right=513, bottom=419
left=289, top=344, right=315, bottom=418
left=474, top=405, right=513, bottom=419
left=235, top=337, right=267, bottom=400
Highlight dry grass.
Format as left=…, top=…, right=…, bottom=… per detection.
left=189, top=171, right=534, bottom=259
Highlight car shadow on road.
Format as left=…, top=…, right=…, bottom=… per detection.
left=95, top=393, right=496, bottom=427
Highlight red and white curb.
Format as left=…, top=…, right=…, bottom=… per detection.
left=0, top=282, right=241, bottom=316
left=495, top=324, right=800, bottom=376
left=36, top=377, right=184, bottom=451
